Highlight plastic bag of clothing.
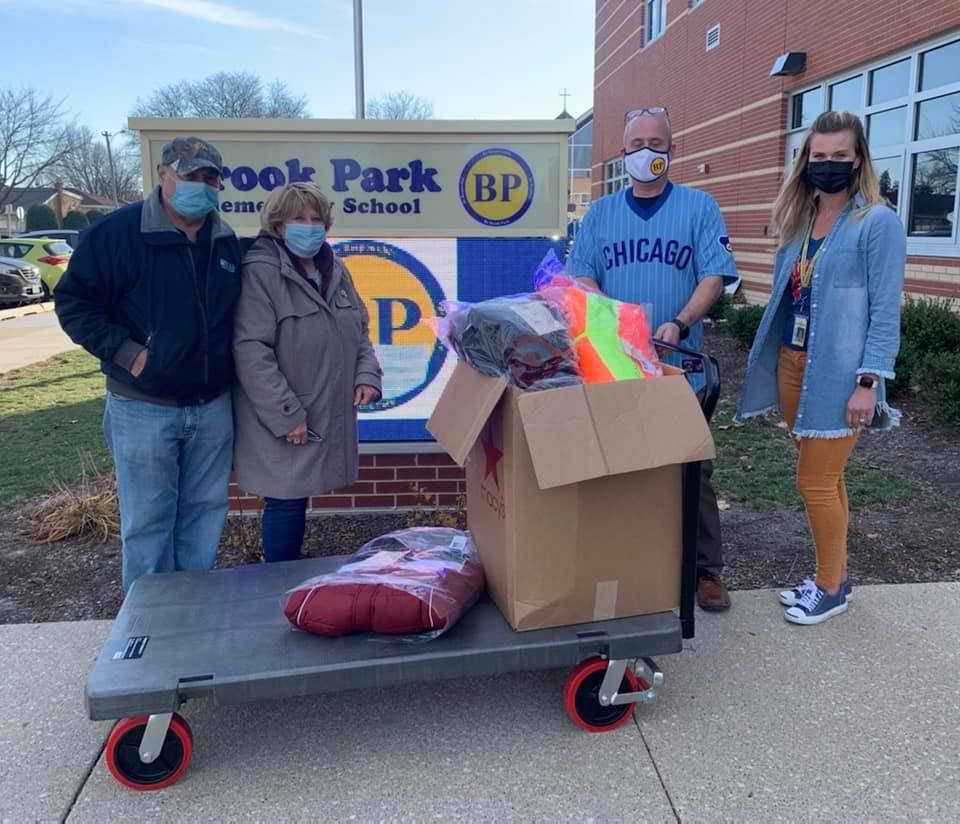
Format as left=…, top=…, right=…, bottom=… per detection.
left=534, top=250, right=662, bottom=382
left=430, top=293, right=581, bottom=391
left=284, top=528, right=485, bottom=642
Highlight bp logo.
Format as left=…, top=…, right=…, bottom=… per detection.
left=459, top=147, right=535, bottom=227
left=650, top=156, right=668, bottom=177
left=332, top=241, right=447, bottom=412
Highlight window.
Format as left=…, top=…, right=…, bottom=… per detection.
left=915, top=91, right=960, bottom=141
left=909, top=150, right=958, bottom=237
left=867, top=106, right=907, bottom=149
left=919, top=39, right=960, bottom=91
left=874, top=157, right=902, bottom=209
left=787, top=35, right=960, bottom=256
left=705, top=24, right=720, bottom=52
left=569, top=119, right=593, bottom=177
left=869, top=59, right=910, bottom=105
left=44, top=242, right=73, bottom=256
left=791, top=87, right=823, bottom=129
left=0, top=243, right=30, bottom=258
left=645, top=0, right=665, bottom=45
left=604, top=158, right=628, bottom=195
left=829, top=76, right=863, bottom=112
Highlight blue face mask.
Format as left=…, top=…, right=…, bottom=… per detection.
left=169, top=179, right=219, bottom=220
left=284, top=223, right=327, bottom=258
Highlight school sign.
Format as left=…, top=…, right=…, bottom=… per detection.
left=132, top=119, right=571, bottom=237
left=131, top=118, right=573, bottom=443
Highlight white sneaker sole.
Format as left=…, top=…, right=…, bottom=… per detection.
left=784, top=600, right=849, bottom=625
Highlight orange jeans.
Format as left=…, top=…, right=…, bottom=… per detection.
left=777, top=347, right=858, bottom=593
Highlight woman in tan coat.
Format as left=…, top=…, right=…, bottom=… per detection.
left=233, top=183, right=382, bottom=562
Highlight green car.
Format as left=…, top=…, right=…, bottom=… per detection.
left=0, top=237, right=72, bottom=299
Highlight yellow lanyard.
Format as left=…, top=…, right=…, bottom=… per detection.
left=798, top=220, right=826, bottom=289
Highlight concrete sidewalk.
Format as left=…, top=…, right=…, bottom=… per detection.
left=2, top=584, right=958, bottom=823
left=0, top=308, right=78, bottom=374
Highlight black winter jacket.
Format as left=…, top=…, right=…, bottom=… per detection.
left=55, top=187, right=241, bottom=402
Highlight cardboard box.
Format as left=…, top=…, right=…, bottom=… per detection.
left=427, top=363, right=715, bottom=632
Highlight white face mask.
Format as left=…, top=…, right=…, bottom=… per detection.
left=624, top=147, right=670, bottom=183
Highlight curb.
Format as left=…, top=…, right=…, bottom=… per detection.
left=0, top=301, right=54, bottom=322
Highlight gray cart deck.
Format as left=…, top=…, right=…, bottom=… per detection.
left=87, top=345, right=718, bottom=726
left=86, top=555, right=683, bottom=721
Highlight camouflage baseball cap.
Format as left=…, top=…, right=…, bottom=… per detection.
left=161, top=136, right=223, bottom=177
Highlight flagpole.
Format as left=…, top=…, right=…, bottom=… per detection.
left=354, top=0, right=365, bottom=119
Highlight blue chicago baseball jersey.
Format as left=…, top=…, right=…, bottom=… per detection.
left=567, top=182, right=739, bottom=385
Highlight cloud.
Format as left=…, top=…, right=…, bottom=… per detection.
left=119, top=0, right=325, bottom=39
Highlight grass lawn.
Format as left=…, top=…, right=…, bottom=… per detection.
left=711, top=399, right=916, bottom=510
left=0, top=349, right=110, bottom=504
left=0, top=347, right=922, bottom=514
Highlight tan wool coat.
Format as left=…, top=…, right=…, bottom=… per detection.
left=233, top=235, right=382, bottom=499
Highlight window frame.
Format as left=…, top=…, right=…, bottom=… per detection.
left=645, top=0, right=666, bottom=46
left=785, top=32, right=960, bottom=258
left=603, top=157, right=629, bottom=195
left=0, top=243, right=31, bottom=258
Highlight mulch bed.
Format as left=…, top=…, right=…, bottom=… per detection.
left=1, top=329, right=956, bottom=625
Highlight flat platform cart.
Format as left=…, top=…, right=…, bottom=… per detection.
left=86, top=344, right=719, bottom=791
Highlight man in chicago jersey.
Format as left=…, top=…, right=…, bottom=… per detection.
left=568, top=105, right=739, bottom=612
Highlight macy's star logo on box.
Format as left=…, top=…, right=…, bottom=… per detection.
left=480, top=423, right=503, bottom=490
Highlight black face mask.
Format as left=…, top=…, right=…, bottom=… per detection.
left=805, top=160, right=856, bottom=194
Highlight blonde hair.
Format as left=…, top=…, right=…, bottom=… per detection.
left=773, top=111, right=886, bottom=246
left=260, top=182, right=334, bottom=237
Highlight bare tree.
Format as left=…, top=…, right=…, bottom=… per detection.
left=0, top=88, right=81, bottom=211
left=366, top=91, right=434, bottom=120
left=48, top=126, right=142, bottom=203
left=131, top=72, right=309, bottom=119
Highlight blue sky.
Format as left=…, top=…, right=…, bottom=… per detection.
left=4, top=0, right=595, bottom=134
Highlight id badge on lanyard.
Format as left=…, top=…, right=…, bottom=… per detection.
left=790, top=315, right=808, bottom=348
left=791, top=222, right=821, bottom=349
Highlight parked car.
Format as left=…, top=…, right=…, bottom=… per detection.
left=0, top=257, right=44, bottom=306
left=16, top=229, right=81, bottom=249
left=0, top=238, right=72, bottom=299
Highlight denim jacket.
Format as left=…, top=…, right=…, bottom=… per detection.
left=735, top=196, right=905, bottom=438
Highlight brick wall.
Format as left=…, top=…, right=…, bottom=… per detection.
left=229, top=453, right=466, bottom=514
left=591, top=0, right=960, bottom=306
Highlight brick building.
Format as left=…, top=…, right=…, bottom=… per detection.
left=592, top=0, right=960, bottom=303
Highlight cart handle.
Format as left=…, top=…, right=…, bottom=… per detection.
left=651, top=340, right=721, bottom=424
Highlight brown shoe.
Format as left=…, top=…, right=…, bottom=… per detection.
left=697, top=574, right=731, bottom=612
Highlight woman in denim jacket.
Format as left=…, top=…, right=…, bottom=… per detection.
left=736, top=111, right=905, bottom=625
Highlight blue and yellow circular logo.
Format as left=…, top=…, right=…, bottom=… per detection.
left=332, top=241, right=447, bottom=412
left=459, top=148, right=535, bottom=227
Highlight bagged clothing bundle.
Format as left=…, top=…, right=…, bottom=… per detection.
left=534, top=250, right=662, bottom=383
left=284, top=528, right=485, bottom=641
left=429, top=251, right=661, bottom=390
left=430, top=294, right=581, bottom=391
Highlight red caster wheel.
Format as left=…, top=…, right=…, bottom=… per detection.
left=563, top=657, right=646, bottom=733
left=105, top=713, right=193, bottom=790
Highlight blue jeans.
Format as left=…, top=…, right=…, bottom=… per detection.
left=103, top=391, right=233, bottom=593
left=261, top=497, right=308, bottom=563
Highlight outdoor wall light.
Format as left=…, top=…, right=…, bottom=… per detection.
left=770, top=52, right=807, bottom=77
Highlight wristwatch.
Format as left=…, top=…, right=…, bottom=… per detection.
left=670, top=317, right=690, bottom=340
left=857, top=375, right=876, bottom=389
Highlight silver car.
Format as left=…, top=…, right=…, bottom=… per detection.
left=0, top=257, right=44, bottom=306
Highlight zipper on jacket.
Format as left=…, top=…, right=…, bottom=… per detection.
left=184, top=248, right=210, bottom=387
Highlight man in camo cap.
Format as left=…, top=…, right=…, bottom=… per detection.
left=56, top=136, right=242, bottom=593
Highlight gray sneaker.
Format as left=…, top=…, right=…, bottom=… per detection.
left=779, top=577, right=852, bottom=607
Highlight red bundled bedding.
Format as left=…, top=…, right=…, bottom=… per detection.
left=284, top=528, right=485, bottom=640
